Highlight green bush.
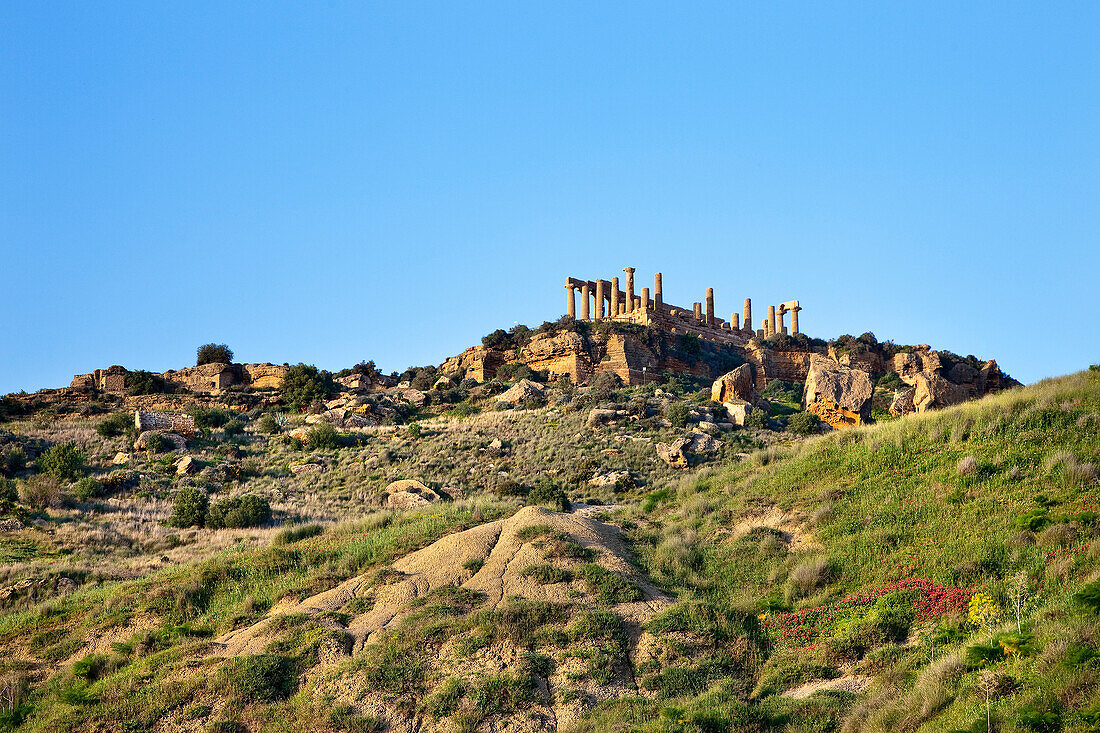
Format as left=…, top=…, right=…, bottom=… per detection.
left=743, top=409, right=771, bottom=431
left=445, top=403, right=480, bottom=418
left=307, top=422, right=340, bottom=449
left=0, top=445, right=27, bottom=476
left=206, top=495, right=271, bottom=529
left=786, top=411, right=820, bottom=435
left=127, top=370, right=169, bottom=395
left=528, top=478, right=569, bottom=512
left=70, top=477, right=103, bottom=502
left=222, top=419, right=246, bottom=437
left=224, top=654, right=297, bottom=702
left=196, top=343, right=234, bottom=366
left=577, top=564, right=642, bottom=603
left=96, top=412, right=133, bottom=438
left=167, top=487, right=209, bottom=528
left=257, top=413, right=280, bottom=434
left=36, top=443, right=85, bottom=481
left=186, top=405, right=234, bottom=431
left=407, top=422, right=421, bottom=439
left=282, top=364, right=336, bottom=410
left=666, top=402, right=690, bottom=428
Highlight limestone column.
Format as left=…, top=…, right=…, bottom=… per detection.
left=623, top=267, right=635, bottom=313
left=581, top=283, right=590, bottom=321
left=595, top=280, right=605, bottom=319
left=566, top=283, right=575, bottom=320
left=768, top=305, right=776, bottom=337
left=641, top=287, right=650, bottom=310
left=731, top=313, right=740, bottom=329
left=792, top=306, right=801, bottom=334
left=610, top=277, right=620, bottom=315
left=777, top=304, right=787, bottom=335
left=744, top=298, right=752, bottom=332
left=634, top=296, right=642, bottom=311
left=654, top=273, right=663, bottom=310
left=693, top=302, right=702, bottom=320
left=705, top=288, right=714, bottom=325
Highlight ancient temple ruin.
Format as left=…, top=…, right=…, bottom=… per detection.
left=565, top=269, right=802, bottom=343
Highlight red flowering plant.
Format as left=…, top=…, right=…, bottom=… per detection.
left=760, top=578, right=972, bottom=649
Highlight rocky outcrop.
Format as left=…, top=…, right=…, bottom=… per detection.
left=134, top=431, right=187, bottom=451
left=802, top=356, right=874, bottom=428
left=136, top=410, right=197, bottom=437
left=913, top=373, right=970, bottom=413
left=656, top=438, right=691, bottom=469
left=384, top=479, right=442, bottom=510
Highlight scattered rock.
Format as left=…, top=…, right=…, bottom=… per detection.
left=432, top=376, right=455, bottom=390
left=0, top=518, right=24, bottom=532
left=290, top=462, right=324, bottom=475
left=586, top=408, right=626, bottom=428
left=913, top=372, right=970, bottom=413
left=656, top=437, right=692, bottom=469
left=396, top=389, right=428, bottom=408
left=589, top=470, right=631, bottom=488
left=723, top=401, right=754, bottom=426
left=174, top=455, right=199, bottom=476
left=688, top=431, right=722, bottom=454
left=112, top=452, right=130, bottom=465
left=889, top=386, right=916, bottom=417
left=696, top=421, right=720, bottom=435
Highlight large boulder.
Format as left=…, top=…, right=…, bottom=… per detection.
left=889, top=387, right=916, bottom=417
left=711, top=365, right=767, bottom=409
left=802, top=355, right=873, bottom=428
left=134, top=431, right=187, bottom=452
left=656, top=437, right=692, bottom=469
left=497, top=379, right=548, bottom=406
left=913, top=373, right=970, bottom=413
left=586, top=408, right=627, bottom=429
left=722, top=400, right=755, bottom=427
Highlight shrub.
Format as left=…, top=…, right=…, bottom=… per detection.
left=282, top=364, right=336, bottom=410
left=167, top=487, right=209, bottom=528
left=222, top=419, right=246, bottom=437
left=786, top=412, right=820, bottom=435
left=528, top=478, right=569, bottom=512
left=788, top=557, right=834, bottom=599
left=127, top=370, right=169, bottom=395
left=197, top=343, right=234, bottom=366
left=186, top=405, right=234, bottom=431
left=307, top=422, right=340, bottom=449
left=445, top=403, right=480, bottom=418
left=0, top=445, right=27, bottom=476
left=743, top=410, right=771, bottom=431
left=18, top=475, right=64, bottom=510
left=407, top=423, right=421, bottom=439
left=257, top=414, right=280, bottom=435
left=36, top=443, right=85, bottom=481
left=496, top=363, right=537, bottom=383
left=96, top=412, right=133, bottom=438
left=522, top=564, right=574, bottom=585
left=666, top=402, right=690, bottom=428
left=207, top=495, right=271, bottom=529
left=224, top=654, right=297, bottom=702
left=70, top=477, right=103, bottom=502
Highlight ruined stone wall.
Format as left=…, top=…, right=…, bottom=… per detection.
left=135, top=410, right=197, bottom=436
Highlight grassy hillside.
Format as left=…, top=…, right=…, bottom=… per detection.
left=0, top=368, right=1097, bottom=732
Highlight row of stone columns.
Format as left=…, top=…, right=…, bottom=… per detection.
left=760, top=300, right=802, bottom=337
left=566, top=268, right=665, bottom=321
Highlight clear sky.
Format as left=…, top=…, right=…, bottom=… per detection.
left=2, top=2, right=1098, bottom=393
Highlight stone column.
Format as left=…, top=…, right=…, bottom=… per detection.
left=641, top=287, right=650, bottom=310
left=581, top=283, right=590, bottom=321
left=623, top=267, right=635, bottom=313
left=634, top=296, right=642, bottom=311
left=654, top=273, right=663, bottom=310
left=693, top=302, right=702, bottom=320
left=705, top=288, right=714, bottom=325
left=744, top=298, right=752, bottom=332
left=610, top=277, right=620, bottom=315
left=777, top=304, right=787, bottom=335
left=768, top=305, right=776, bottom=337
left=595, top=280, right=605, bottom=319
left=566, top=283, right=575, bottom=320
left=731, top=313, right=740, bottom=329
left=792, top=306, right=801, bottom=334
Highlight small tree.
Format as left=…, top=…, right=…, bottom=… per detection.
left=1008, top=571, right=1028, bottom=633
left=282, top=364, right=335, bottom=411
left=197, top=344, right=234, bottom=366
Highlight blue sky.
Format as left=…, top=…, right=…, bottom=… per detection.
left=2, top=2, right=1097, bottom=393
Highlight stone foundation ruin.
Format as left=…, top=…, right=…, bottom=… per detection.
left=565, top=268, right=802, bottom=344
